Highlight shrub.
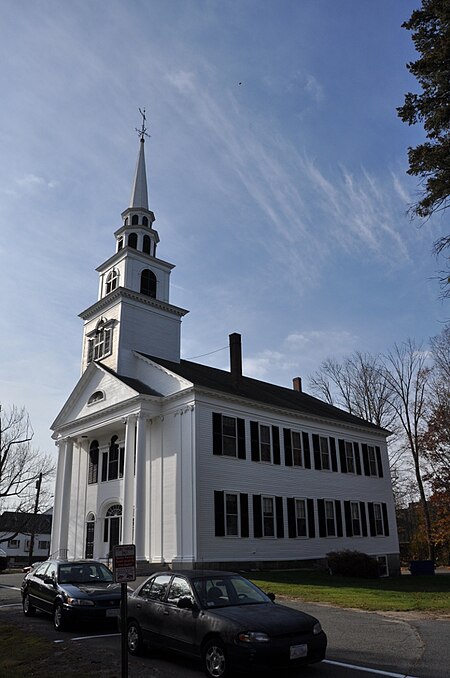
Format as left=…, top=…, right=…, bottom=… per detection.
left=327, top=550, right=380, bottom=578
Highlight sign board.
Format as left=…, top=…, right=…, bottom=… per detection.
left=113, top=543, right=136, bottom=583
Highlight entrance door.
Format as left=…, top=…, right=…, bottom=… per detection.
left=109, top=516, right=121, bottom=553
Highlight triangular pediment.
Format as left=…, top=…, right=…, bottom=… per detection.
left=51, top=363, right=147, bottom=432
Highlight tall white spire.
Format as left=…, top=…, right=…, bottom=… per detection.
left=129, top=108, right=149, bottom=209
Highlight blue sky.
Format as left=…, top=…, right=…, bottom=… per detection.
left=0, top=0, right=448, bottom=458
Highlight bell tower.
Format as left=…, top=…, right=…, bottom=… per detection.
left=79, top=111, right=188, bottom=376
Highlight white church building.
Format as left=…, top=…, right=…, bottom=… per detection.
left=51, top=122, right=400, bottom=575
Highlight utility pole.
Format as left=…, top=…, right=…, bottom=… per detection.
left=28, top=473, right=42, bottom=566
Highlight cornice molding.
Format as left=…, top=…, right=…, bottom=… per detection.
left=79, top=287, right=188, bottom=320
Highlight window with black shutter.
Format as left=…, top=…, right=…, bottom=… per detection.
left=88, top=441, right=99, bottom=484
left=212, top=413, right=246, bottom=459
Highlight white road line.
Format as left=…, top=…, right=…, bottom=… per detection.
left=324, top=659, right=420, bottom=678
left=0, top=585, right=21, bottom=591
left=0, top=603, right=22, bottom=608
left=69, top=633, right=121, bottom=642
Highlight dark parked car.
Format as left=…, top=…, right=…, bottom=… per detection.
left=21, top=559, right=121, bottom=630
left=127, top=570, right=327, bottom=677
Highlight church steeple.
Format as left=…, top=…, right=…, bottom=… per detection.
left=78, top=113, right=188, bottom=375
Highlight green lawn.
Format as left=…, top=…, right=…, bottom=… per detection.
left=250, top=570, right=450, bottom=613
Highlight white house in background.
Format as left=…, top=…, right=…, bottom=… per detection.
left=0, top=510, right=52, bottom=566
left=50, top=121, right=400, bottom=575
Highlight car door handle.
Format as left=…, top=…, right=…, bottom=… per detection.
left=163, top=610, right=169, bottom=615
left=136, top=604, right=142, bottom=609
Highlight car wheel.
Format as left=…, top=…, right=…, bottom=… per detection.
left=23, top=592, right=36, bottom=617
left=53, top=602, right=66, bottom=631
left=202, top=638, right=228, bottom=678
left=127, top=620, right=143, bottom=656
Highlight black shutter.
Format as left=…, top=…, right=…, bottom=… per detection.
left=287, top=498, right=296, bottom=537
left=303, top=432, right=311, bottom=468
left=283, top=428, right=293, bottom=466
left=339, top=440, right=347, bottom=473
left=360, top=502, right=368, bottom=536
left=344, top=500, right=352, bottom=536
left=275, top=496, right=284, bottom=537
left=312, top=434, right=321, bottom=470
left=214, top=491, right=225, bottom=536
left=237, top=418, right=246, bottom=459
left=307, top=498, right=315, bottom=538
left=335, top=500, right=343, bottom=537
left=367, top=502, right=376, bottom=536
left=250, top=421, right=260, bottom=462
left=253, top=495, right=262, bottom=537
left=354, top=442, right=362, bottom=475
left=212, top=413, right=222, bottom=455
left=272, top=426, right=281, bottom=465
left=317, top=499, right=326, bottom=537
left=376, top=446, right=384, bottom=478
left=382, top=503, right=389, bottom=536
left=330, top=438, right=338, bottom=472
left=240, top=493, right=249, bottom=537
left=362, top=444, right=370, bottom=475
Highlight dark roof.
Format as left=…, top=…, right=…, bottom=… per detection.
left=100, top=363, right=163, bottom=397
left=0, top=512, right=52, bottom=535
left=139, top=353, right=386, bottom=433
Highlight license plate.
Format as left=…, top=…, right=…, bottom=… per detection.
left=106, top=608, right=119, bottom=617
left=290, top=644, right=307, bottom=659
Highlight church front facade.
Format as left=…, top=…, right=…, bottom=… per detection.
left=51, top=123, right=400, bottom=575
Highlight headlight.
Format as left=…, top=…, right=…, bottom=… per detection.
left=313, top=622, right=322, bottom=635
left=238, top=631, right=270, bottom=643
left=66, top=597, right=95, bottom=606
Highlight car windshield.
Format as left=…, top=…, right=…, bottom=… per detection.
left=58, top=563, right=114, bottom=584
left=193, top=575, right=270, bottom=608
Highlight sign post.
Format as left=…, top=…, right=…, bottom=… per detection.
left=113, top=544, right=136, bottom=678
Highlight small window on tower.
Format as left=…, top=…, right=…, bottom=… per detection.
left=143, top=235, right=151, bottom=254
left=128, top=233, right=137, bottom=248
left=142, top=216, right=148, bottom=226
left=140, top=269, right=157, bottom=297
left=105, top=269, right=119, bottom=294
left=117, top=238, right=123, bottom=251
left=131, top=214, right=139, bottom=225
left=87, top=320, right=114, bottom=363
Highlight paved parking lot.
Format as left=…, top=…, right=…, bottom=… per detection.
left=1, top=572, right=450, bottom=678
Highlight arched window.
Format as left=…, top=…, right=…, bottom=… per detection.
left=88, top=440, right=99, bottom=484
left=143, top=235, right=151, bottom=255
left=128, top=233, right=137, bottom=249
left=101, top=435, right=124, bottom=482
left=87, top=320, right=113, bottom=363
left=85, top=512, right=96, bottom=559
left=117, top=237, right=123, bottom=251
left=140, top=269, right=157, bottom=298
left=87, top=391, right=104, bottom=405
left=124, top=217, right=128, bottom=226
left=105, top=269, right=119, bottom=294
left=131, top=214, right=139, bottom=225
left=142, top=216, right=148, bottom=226
left=104, top=504, right=122, bottom=555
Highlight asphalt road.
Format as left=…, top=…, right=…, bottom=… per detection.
left=1, top=572, right=449, bottom=678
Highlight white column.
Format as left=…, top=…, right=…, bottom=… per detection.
left=50, top=440, right=64, bottom=556
left=58, top=438, right=74, bottom=556
left=122, top=415, right=136, bottom=544
left=134, top=415, right=148, bottom=560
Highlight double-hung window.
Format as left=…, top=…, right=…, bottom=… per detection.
left=325, top=500, right=336, bottom=536
left=295, top=499, right=307, bottom=537
left=260, top=425, right=271, bottom=462
left=225, top=493, right=239, bottom=536
left=291, top=431, right=303, bottom=466
left=101, top=436, right=125, bottom=482
left=222, top=416, right=238, bottom=457
left=368, top=446, right=378, bottom=476
left=262, top=496, right=275, bottom=537
left=350, top=501, right=361, bottom=536
left=320, top=437, right=331, bottom=470
left=345, top=442, right=356, bottom=473
left=373, top=503, right=384, bottom=535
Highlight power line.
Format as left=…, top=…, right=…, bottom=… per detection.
left=184, top=344, right=229, bottom=361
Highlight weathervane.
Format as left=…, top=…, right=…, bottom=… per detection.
left=136, top=107, right=150, bottom=141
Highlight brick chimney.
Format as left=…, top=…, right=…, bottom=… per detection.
left=229, top=333, right=242, bottom=379
left=292, top=376, right=302, bottom=392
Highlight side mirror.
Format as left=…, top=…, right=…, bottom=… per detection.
left=267, top=592, right=276, bottom=602
left=177, top=596, right=195, bottom=610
